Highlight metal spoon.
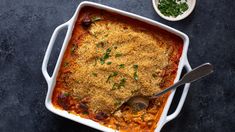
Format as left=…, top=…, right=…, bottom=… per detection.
left=127, top=63, right=214, bottom=111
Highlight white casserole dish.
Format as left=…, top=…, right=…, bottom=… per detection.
left=42, top=1, right=191, bottom=132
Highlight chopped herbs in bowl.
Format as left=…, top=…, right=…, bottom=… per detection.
left=152, top=0, right=196, bottom=21
left=158, top=0, right=188, bottom=17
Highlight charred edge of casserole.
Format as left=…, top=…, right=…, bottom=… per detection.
left=51, top=6, right=183, bottom=132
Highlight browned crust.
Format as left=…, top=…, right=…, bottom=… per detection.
left=52, top=6, right=183, bottom=132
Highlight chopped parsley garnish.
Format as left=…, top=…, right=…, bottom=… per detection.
left=133, top=64, right=138, bottom=70
left=133, top=64, right=138, bottom=81
left=134, top=72, right=138, bottom=80
left=100, top=59, right=105, bottom=65
left=131, top=89, right=138, bottom=94
left=91, top=16, right=102, bottom=22
left=107, top=61, right=112, bottom=65
left=100, top=48, right=111, bottom=65
left=71, top=44, right=78, bottom=54
left=63, top=92, right=69, bottom=96
left=111, top=78, right=127, bottom=90
left=112, top=83, right=119, bottom=90
left=82, top=111, right=89, bottom=115
left=119, top=64, right=125, bottom=69
left=92, top=72, right=97, bottom=77
left=115, top=53, right=122, bottom=57
left=106, top=72, right=118, bottom=82
left=119, top=78, right=126, bottom=87
left=93, top=57, right=98, bottom=66
left=114, top=99, right=122, bottom=106
left=104, top=34, right=109, bottom=37
left=63, top=62, right=69, bottom=67
left=113, top=72, right=118, bottom=76
left=158, top=0, right=189, bottom=17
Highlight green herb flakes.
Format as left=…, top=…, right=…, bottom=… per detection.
left=91, top=16, right=102, bottom=22
left=133, top=64, right=138, bottom=70
left=71, top=44, right=78, bottom=54
left=82, top=111, right=89, bottom=115
left=106, top=72, right=118, bottom=82
left=113, top=72, right=118, bottom=76
left=119, top=64, right=125, bottom=69
left=131, top=89, right=138, bottom=94
left=114, top=99, right=122, bottom=106
left=63, top=62, right=69, bottom=67
left=93, top=57, right=98, bottom=66
left=107, top=61, right=112, bottom=65
left=104, top=34, right=109, bottom=37
left=112, top=83, right=119, bottom=90
left=133, top=64, right=139, bottom=81
left=119, top=78, right=126, bottom=88
left=111, top=78, right=126, bottom=90
left=62, top=92, right=69, bottom=97
left=158, top=0, right=189, bottom=17
left=115, top=53, right=122, bottom=57
left=134, top=72, right=138, bottom=81
left=100, top=59, right=105, bottom=65
left=100, top=48, right=111, bottom=65
left=92, top=72, right=97, bottom=77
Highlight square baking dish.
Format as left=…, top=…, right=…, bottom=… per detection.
left=42, top=1, right=191, bottom=131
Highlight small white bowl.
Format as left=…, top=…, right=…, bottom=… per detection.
left=152, top=0, right=196, bottom=21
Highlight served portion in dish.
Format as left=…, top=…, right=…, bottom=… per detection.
left=52, top=6, right=183, bottom=131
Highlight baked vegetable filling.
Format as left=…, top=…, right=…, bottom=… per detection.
left=52, top=7, right=183, bottom=131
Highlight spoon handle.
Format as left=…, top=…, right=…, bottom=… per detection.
left=180, top=63, right=213, bottom=83
left=150, top=63, right=213, bottom=98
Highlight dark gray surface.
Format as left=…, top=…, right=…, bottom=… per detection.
left=0, top=0, right=234, bottom=132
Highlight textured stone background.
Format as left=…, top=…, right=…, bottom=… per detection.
left=0, top=0, right=234, bottom=132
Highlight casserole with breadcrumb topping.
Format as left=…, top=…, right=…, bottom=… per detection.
left=52, top=6, right=183, bottom=131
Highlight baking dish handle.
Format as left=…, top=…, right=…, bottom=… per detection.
left=42, top=22, right=69, bottom=84
left=165, top=59, right=192, bottom=122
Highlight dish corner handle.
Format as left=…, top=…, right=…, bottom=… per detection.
left=165, top=59, right=192, bottom=123
left=42, top=22, right=69, bottom=85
